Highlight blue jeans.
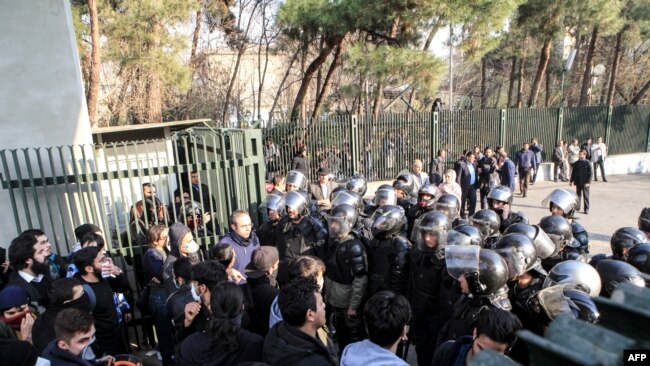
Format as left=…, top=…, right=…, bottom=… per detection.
left=149, top=288, right=175, bottom=366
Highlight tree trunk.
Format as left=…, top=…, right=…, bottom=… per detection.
left=545, top=69, right=551, bottom=107
left=268, top=48, right=300, bottom=120
left=372, top=81, right=384, bottom=119
left=357, top=72, right=366, bottom=115
left=494, top=82, right=502, bottom=108
left=87, top=0, right=101, bottom=126
left=630, top=79, right=650, bottom=105
left=290, top=35, right=343, bottom=121
left=579, top=26, right=599, bottom=106
left=147, top=1, right=163, bottom=124
left=257, top=3, right=270, bottom=120
left=185, top=3, right=203, bottom=119
left=607, top=30, right=624, bottom=106
left=312, top=37, right=345, bottom=118
left=480, top=57, right=487, bottom=109
left=507, top=56, right=517, bottom=108
left=528, top=39, right=553, bottom=108
left=517, top=59, right=524, bottom=109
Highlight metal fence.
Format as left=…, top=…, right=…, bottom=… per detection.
left=0, top=128, right=266, bottom=258
left=262, top=105, right=650, bottom=181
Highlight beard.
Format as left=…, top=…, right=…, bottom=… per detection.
left=31, top=260, right=51, bottom=276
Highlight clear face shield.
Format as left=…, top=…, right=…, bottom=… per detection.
left=496, top=246, right=529, bottom=279
left=470, top=218, right=492, bottom=238
left=331, top=191, right=361, bottom=210
left=445, top=245, right=480, bottom=280
left=435, top=201, right=459, bottom=221
left=532, top=225, right=558, bottom=258
left=259, top=194, right=285, bottom=222
left=536, top=284, right=576, bottom=321
left=374, top=189, right=397, bottom=207
left=411, top=226, right=447, bottom=253
left=326, top=215, right=352, bottom=240
left=447, top=230, right=475, bottom=246
left=286, top=171, right=307, bottom=191
left=370, top=214, right=401, bottom=236
left=542, top=189, right=578, bottom=217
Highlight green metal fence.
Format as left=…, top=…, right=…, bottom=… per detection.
left=0, top=128, right=266, bottom=257
left=262, top=105, right=650, bottom=181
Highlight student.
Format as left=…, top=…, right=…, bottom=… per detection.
left=42, top=308, right=107, bottom=366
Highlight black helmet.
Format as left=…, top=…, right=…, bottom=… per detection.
left=417, top=184, right=440, bottom=209
left=626, top=243, right=650, bottom=274
left=543, top=260, right=602, bottom=297
left=596, top=259, right=645, bottom=297
left=539, top=215, right=573, bottom=252
left=638, top=207, right=650, bottom=232
left=331, top=190, right=363, bottom=212
left=411, top=211, right=451, bottom=256
left=487, top=186, right=513, bottom=216
left=448, top=224, right=483, bottom=246
left=505, top=223, right=557, bottom=259
left=285, top=190, right=309, bottom=217
left=373, top=185, right=397, bottom=206
left=571, top=222, right=589, bottom=252
left=286, top=170, right=308, bottom=191
left=258, top=193, right=286, bottom=221
left=470, top=209, right=501, bottom=238
left=445, top=246, right=510, bottom=309
left=393, top=173, right=415, bottom=197
left=542, top=188, right=579, bottom=218
left=534, top=284, right=600, bottom=324
left=180, top=200, right=203, bottom=230
left=610, top=227, right=647, bottom=260
left=326, top=204, right=358, bottom=240
left=435, top=194, right=460, bottom=221
left=495, top=233, right=538, bottom=279
left=346, top=175, right=368, bottom=196
left=370, top=205, right=406, bottom=238
left=564, top=287, right=600, bottom=323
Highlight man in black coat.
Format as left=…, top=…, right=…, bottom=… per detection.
left=455, top=151, right=479, bottom=219
left=241, top=247, right=280, bottom=337
left=7, top=234, right=52, bottom=314
left=570, top=149, right=592, bottom=215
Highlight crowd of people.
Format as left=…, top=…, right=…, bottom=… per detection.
left=0, top=138, right=647, bottom=366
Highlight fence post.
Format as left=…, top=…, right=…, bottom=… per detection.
left=500, top=109, right=507, bottom=148
left=556, top=107, right=564, bottom=145
left=605, top=105, right=613, bottom=146
left=430, top=112, right=439, bottom=163
left=646, top=111, right=650, bottom=153
left=350, top=115, right=360, bottom=174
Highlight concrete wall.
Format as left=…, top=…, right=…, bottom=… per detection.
left=536, top=152, right=650, bottom=181
left=0, top=0, right=92, bottom=245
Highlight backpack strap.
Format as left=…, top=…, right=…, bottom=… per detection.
left=81, top=283, right=97, bottom=314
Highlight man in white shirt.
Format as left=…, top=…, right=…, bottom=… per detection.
left=410, top=159, right=430, bottom=194
left=7, top=234, right=52, bottom=314
left=591, top=136, right=607, bottom=182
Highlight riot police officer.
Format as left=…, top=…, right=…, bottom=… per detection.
left=589, top=227, right=647, bottom=267
left=639, top=207, right=650, bottom=240
left=323, top=204, right=368, bottom=352
left=543, top=188, right=589, bottom=254
left=435, top=194, right=465, bottom=227
left=362, top=184, right=396, bottom=219
left=542, top=260, right=602, bottom=297
left=487, top=186, right=527, bottom=232
left=504, top=223, right=559, bottom=261
left=393, top=173, right=417, bottom=212
left=626, top=243, right=650, bottom=275
left=469, top=209, right=501, bottom=249
left=407, top=184, right=440, bottom=237
left=538, top=215, right=583, bottom=271
left=285, top=170, right=308, bottom=191
left=274, top=190, right=328, bottom=285
left=257, top=193, right=285, bottom=246
left=346, top=174, right=368, bottom=197
left=407, top=211, right=450, bottom=366
left=366, top=205, right=411, bottom=297
left=447, top=224, right=483, bottom=246
left=596, top=259, right=645, bottom=297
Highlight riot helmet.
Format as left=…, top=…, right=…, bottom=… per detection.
left=374, top=185, right=398, bottom=206
left=435, top=194, right=460, bottom=221
left=610, top=227, right=647, bottom=260
left=470, top=209, right=501, bottom=238
left=494, top=233, right=538, bottom=279
left=259, top=193, right=286, bottom=222
left=487, top=186, right=513, bottom=216
left=370, top=205, right=406, bottom=238
left=393, top=173, right=415, bottom=198
left=538, top=215, right=573, bottom=253
left=571, top=222, right=589, bottom=251
left=543, top=260, right=602, bottom=297
left=446, top=246, right=511, bottom=309
left=505, top=223, right=557, bottom=259
left=448, top=224, right=483, bottom=246
left=411, top=211, right=451, bottom=256
left=534, top=284, right=600, bottom=324
left=286, top=170, right=308, bottom=191
left=326, top=204, right=358, bottom=240
left=542, top=188, right=579, bottom=218
left=346, top=174, right=368, bottom=196
left=639, top=207, right=650, bottom=233
left=180, top=200, right=203, bottom=231
left=285, top=190, right=309, bottom=219
left=626, top=243, right=650, bottom=274
left=331, top=190, right=363, bottom=212
left=417, top=184, right=440, bottom=209
left=596, top=259, right=645, bottom=297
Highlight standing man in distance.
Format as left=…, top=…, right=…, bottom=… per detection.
left=514, top=143, right=535, bottom=198
left=570, top=149, right=592, bottom=215
left=455, top=151, right=479, bottom=219
left=429, top=149, right=447, bottom=185
left=591, top=136, right=607, bottom=182
left=410, top=159, right=430, bottom=193
left=529, top=138, right=543, bottom=184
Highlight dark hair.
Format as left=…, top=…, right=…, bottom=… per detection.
left=80, top=232, right=105, bottom=250
left=8, top=234, right=38, bottom=270
left=49, top=278, right=81, bottom=306
left=143, top=182, right=155, bottom=188
left=191, top=260, right=227, bottom=289
left=173, top=257, right=193, bottom=281
left=209, top=244, right=234, bottom=267
left=54, top=308, right=94, bottom=343
left=278, top=277, right=319, bottom=327
left=20, top=229, right=46, bottom=238
left=147, top=225, right=168, bottom=245
left=364, top=291, right=412, bottom=347
left=74, top=224, right=101, bottom=242
left=272, top=174, right=285, bottom=186
left=484, top=146, right=493, bottom=153
left=73, top=246, right=101, bottom=275
left=466, top=151, right=476, bottom=158
left=475, top=307, right=522, bottom=346
left=206, top=282, right=243, bottom=352
left=437, top=149, right=445, bottom=157
left=287, top=256, right=325, bottom=281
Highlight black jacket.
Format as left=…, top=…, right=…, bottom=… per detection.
left=177, top=329, right=264, bottom=366
left=433, top=335, right=473, bottom=366
left=455, top=160, right=479, bottom=191
left=407, top=248, right=445, bottom=320
left=570, top=159, right=592, bottom=186
left=366, top=235, right=411, bottom=297
left=263, top=322, right=337, bottom=366
left=291, top=155, right=309, bottom=177
left=42, top=339, right=93, bottom=366
left=6, top=271, right=51, bottom=313
left=167, top=284, right=194, bottom=342
left=241, top=274, right=279, bottom=336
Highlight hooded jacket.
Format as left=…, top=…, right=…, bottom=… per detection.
left=163, top=223, right=191, bottom=295
left=177, top=329, right=264, bottom=366
left=340, top=339, right=408, bottom=366
left=42, top=339, right=93, bottom=366
left=218, top=230, right=261, bottom=276
left=241, top=272, right=278, bottom=336
left=263, top=321, right=337, bottom=366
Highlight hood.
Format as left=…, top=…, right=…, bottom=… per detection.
left=168, top=223, right=191, bottom=257
left=224, top=230, right=259, bottom=248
